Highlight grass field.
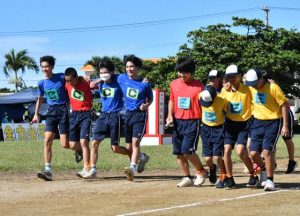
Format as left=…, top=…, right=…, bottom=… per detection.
left=0, top=135, right=299, bottom=172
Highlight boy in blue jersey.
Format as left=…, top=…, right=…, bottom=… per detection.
left=83, top=60, right=131, bottom=179
left=32, top=56, right=81, bottom=181
left=118, top=55, right=153, bottom=181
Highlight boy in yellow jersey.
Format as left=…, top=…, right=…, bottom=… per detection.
left=221, top=64, right=260, bottom=189
left=245, top=68, right=289, bottom=191
left=200, top=85, right=227, bottom=188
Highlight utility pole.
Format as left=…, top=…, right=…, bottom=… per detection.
left=261, top=6, right=270, bottom=28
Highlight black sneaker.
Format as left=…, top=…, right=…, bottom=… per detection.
left=209, top=164, right=217, bottom=184
left=285, top=160, right=298, bottom=174
left=246, top=175, right=259, bottom=187
left=75, top=151, right=83, bottom=163
left=224, top=176, right=236, bottom=189
left=37, top=170, right=52, bottom=181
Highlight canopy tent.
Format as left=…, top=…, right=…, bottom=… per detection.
left=0, top=87, right=39, bottom=104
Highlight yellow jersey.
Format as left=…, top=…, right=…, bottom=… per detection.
left=249, top=82, right=288, bottom=120
left=221, top=83, right=252, bottom=121
left=201, top=95, right=227, bottom=126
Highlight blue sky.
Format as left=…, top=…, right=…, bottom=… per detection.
left=0, top=0, right=299, bottom=89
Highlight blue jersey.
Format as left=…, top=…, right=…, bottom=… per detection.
left=117, top=73, right=153, bottom=111
left=98, top=75, right=124, bottom=112
left=37, top=73, right=68, bottom=105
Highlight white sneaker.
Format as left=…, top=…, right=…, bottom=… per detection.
left=260, top=171, right=267, bottom=187
left=264, top=179, right=275, bottom=191
left=194, top=170, right=207, bottom=186
left=177, top=177, right=193, bottom=187
left=83, top=169, right=97, bottom=179
left=76, top=168, right=88, bottom=178
left=124, top=167, right=135, bottom=181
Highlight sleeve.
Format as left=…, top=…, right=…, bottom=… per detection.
left=145, top=82, right=153, bottom=102
left=169, top=81, right=174, bottom=102
left=271, top=84, right=288, bottom=106
left=37, top=80, right=44, bottom=97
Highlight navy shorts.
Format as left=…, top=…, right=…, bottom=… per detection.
left=250, top=118, right=281, bottom=152
left=248, top=116, right=254, bottom=138
left=69, top=111, right=91, bottom=141
left=201, top=123, right=224, bottom=157
left=45, top=104, right=69, bottom=134
left=124, top=110, right=147, bottom=143
left=224, top=118, right=249, bottom=147
left=93, top=112, right=121, bottom=145
left=173, top=118, right=200, bottom=155
left=282, top=109, right=294, bottom=140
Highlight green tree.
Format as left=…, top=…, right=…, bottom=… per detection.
left=3, top=49, right=39, bottom=92
left=178, top=17, right=300, bottom=96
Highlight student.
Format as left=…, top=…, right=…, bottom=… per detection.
left=200, top=85, right=227, bottom=188
left=221, top=64, right=260, bottom=189
left=64, top=67, right=92, bottom=178
left=166, top=56, right=207, bottom=187
left=118, top=55, right=153, bottom=181
left=84, top=60, right=131, bottom=179
left=32, top=56, right=80, bottom=181
left=207, top=70, right=222, bottom=92
left=245, top=68, right=290, bottom=191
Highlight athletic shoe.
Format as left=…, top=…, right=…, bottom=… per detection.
left=75, top=151, right=83, bottom=163
left=216, top=174, right=227, bottom=189
left=209, top=164, right=217, bottom=185
left=246, top=175, right=259, bottom=187
left=177, top=177, right=193, bottom=187
left=124, top=167, right=134, bottom=181
left=37, top=170, right=52, bottom=181
left=137, top=153, right=150, bottom=173
left=83, top=169, right=97, bottom=179
left=76, top=168, right=88, bottom=178
left=264, top=179, right=275, bottom=191
left=193, top=170, right=207, bottom=186
left=260, top=170, right=267, bottom=187
left=224, top=176, right=236, bottom=189
left=285, top=160, right=298, bottom=174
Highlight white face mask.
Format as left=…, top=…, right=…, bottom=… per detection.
left=100, top=73, right=111, bottom=81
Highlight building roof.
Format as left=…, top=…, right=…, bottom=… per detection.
left=80, top=64, right=95, bottom=72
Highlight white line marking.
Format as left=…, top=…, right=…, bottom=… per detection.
left=116, top=189, right=298, bottom=216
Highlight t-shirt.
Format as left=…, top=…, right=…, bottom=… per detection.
left=221, top=83, right=252, bottom=121
left=37, top=73, right=68, bottom=105
left=117, top=73, right=153, bottom=111
left=201, top=94, right=227, bottom=126
left=65, top=76, right=92, bottom=111
left=98, top=75, right=124, bottom=112
left=170, top=78, right=204, bottom=120
left=249, top=82, right=288, bottom=120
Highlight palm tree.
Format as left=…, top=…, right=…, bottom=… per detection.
left=3, top=49, right=39, bottom=92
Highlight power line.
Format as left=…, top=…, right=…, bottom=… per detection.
left=0, top=8, right=259, bottom=35
left=270, top=7, right=300, bottom=11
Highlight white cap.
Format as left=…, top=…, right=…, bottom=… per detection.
left=208, top=70, right=218, bottom=78
left=225, top=64, right=238, bottom=75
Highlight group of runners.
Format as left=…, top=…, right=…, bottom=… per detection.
left=33, top=55, right=152, bottom=181
left=33, top=55, right=297, bottom=191
left=167, top=56, right=297, bottom=191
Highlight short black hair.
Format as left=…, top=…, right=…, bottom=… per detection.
left=123, top=54, right=143, bottom=68
left=99, top=59, right=115, bottom=72
left=64, top=67, right=78, bottom=78
left=40, top=55, right=56, bottom=67
left=175, top=56, right=196, bottom=74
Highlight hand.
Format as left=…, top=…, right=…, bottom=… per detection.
left=31, top=115, right=39, bottom=123
left=281, top=126, right=289, bottom=137
left=165, top=116, right=174, bottom=128
left=90, top=81, right=97, bottom=88
left=139, top=103, right=148, bottom=111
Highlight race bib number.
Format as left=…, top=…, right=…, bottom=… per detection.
left=204, top=111, right=216, bottom=123
left=178, top=97, right=191, bottom=109
left=126, top=88, right=139, bottom=99
left=101, top=88, right=115, bottom=97
left=71, top=89, right=84, bottom=101
left=228, top=102, right=242, bottom=114
left=255, top=93, right=266, bottom=104
left=46, top=89, right=59, bottom=101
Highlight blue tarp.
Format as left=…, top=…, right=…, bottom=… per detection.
left=0, top=87, right=38, bottom=104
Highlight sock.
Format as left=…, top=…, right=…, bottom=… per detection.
left=267, top=176, right=273, bottom=181
left=185, top=175, right=192, bottom=179
left=130, top=162, right=137, bottom=172
left=45, top=163, right=52, bottom=172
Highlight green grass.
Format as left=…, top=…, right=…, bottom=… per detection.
left=0, top=135, right=299, bottom=172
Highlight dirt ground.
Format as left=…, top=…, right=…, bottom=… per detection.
left=0, top=160, right=300, bottom=216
